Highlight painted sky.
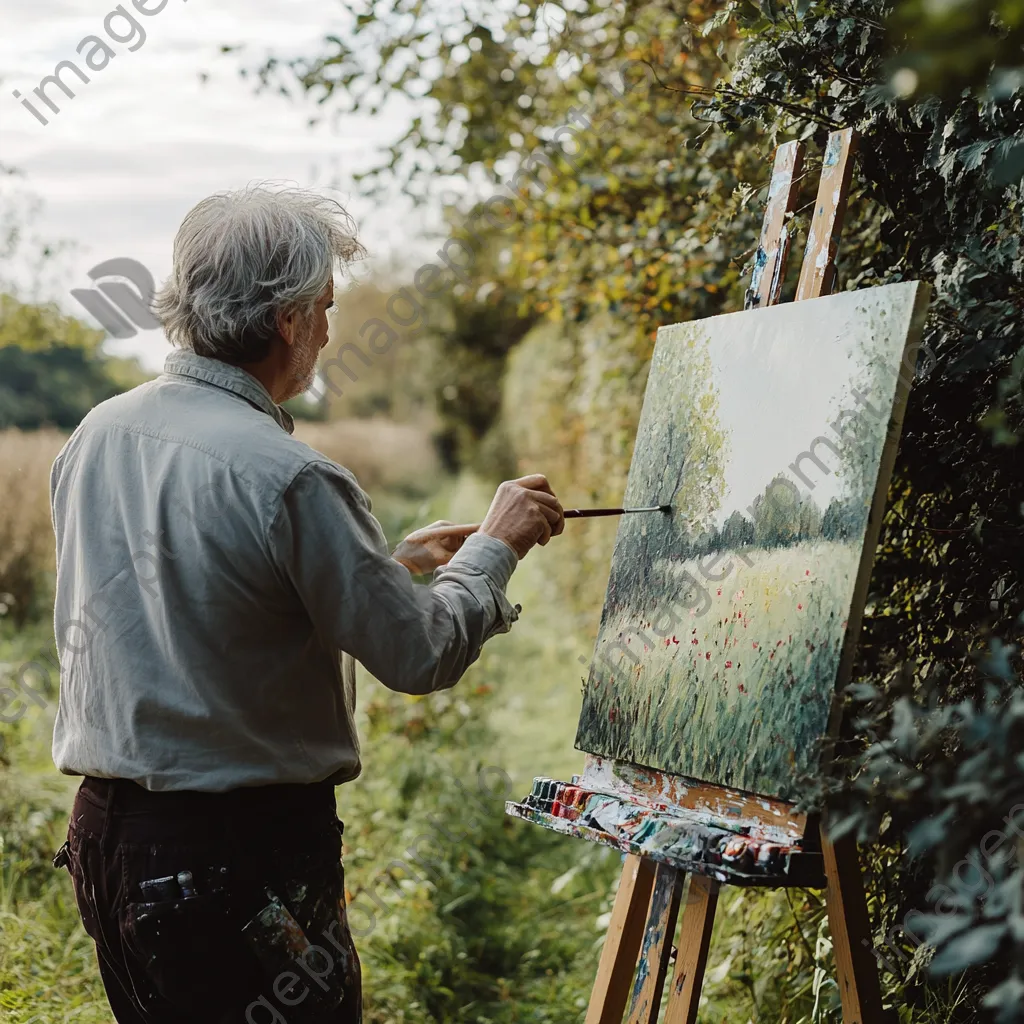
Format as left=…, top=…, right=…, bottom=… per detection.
left=692, top=296, right=873, bottom=526
left=0, top=0, right=453, bottom=370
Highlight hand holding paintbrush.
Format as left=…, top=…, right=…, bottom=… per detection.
left=393, top=476, right=670, bottom=574
left=393, top=473, right=563, bottom=573
left=412, top=504, right=672, bottom=539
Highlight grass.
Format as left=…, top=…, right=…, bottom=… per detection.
left=0, top=442, right=839, bottom=1024
left=0, top=530, right=617, bottom=1024
left=294, top=418, right=441, bottom=498
left=0, top=430, right=65, bottom=625
left=577, top=539, right=862, bottom=801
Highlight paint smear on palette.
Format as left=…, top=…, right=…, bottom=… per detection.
left=575, top=282, right=930, bottom=802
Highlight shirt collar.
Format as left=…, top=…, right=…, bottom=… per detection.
left=162, top=350, right=295, bottom=435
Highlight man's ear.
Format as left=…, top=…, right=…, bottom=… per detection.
left=275, top=307, right=298, bottom=348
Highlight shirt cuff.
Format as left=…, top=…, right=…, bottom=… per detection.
left=446, top=532, right=518, bottom=590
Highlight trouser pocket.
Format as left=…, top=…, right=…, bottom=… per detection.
left=123, top=887, right=261, bottom=1014
left=241, top=890, right=348, bottom=1013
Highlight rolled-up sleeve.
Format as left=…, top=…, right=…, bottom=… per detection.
left=268, top=459, right=520, bottom=695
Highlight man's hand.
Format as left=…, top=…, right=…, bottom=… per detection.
left=479, top=474, right=564, bottom=560
left=393, top=520, right=472, bottom=575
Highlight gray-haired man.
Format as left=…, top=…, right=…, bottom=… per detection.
left=49, top=184, right=564, bottom=1024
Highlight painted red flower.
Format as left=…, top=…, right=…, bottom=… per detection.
left=725, top=661, right=732, bottom=668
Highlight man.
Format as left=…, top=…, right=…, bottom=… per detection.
left=49, top=184, right=564, bottom=1024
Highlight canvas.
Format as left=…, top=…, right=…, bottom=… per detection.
left=575, top=281, right=930, bottom=802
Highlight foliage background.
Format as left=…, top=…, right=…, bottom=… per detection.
left=3, top=0, right=1024, bottom=1020
left=258, top=0, right=1024, bottom=1018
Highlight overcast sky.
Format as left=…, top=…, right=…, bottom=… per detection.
left=0, top=0, right=442, bottom=370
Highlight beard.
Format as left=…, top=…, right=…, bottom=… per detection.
left=282, top=318, right=321, bottom=402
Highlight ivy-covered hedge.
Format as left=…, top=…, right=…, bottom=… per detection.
left=263, top=1, right=1024, bottom=1018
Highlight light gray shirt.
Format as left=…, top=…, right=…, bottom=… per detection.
left=50, top=350, right=519, bottom=792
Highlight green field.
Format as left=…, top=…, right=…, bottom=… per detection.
left=577, top=539, right=862, bottom=801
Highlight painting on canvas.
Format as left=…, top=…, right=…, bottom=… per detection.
left=574, top=281, right=930, bottom=801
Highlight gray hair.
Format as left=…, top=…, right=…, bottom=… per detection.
left=155, top=184, right=365, bottom=363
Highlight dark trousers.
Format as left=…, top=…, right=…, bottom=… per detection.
left=55, top=776, right=362, bottom=1024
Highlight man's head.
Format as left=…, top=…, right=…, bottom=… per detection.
left=155, top=184, right=365, bottom=403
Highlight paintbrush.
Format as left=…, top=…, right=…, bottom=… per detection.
left=564, top=504, right=672, bottom=518
left=412, top=505, right=672, bottom=541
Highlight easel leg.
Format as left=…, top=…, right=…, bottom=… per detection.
left=586, top=853, right=657, bottom=1024
left=663, top=875, right=720, bottom=1024
left=822, top=829, right=884, bottom=1024
left=626, top=864, right=684, bottom=1024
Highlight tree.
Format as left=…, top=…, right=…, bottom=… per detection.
left=797, top=494, right=822, bottom=542
left=607, top=328, right=728, bottom=611
left=0, top=294, right=147, bottom=430
left=721, top=508, right=755, bottom=550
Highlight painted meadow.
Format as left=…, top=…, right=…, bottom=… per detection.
left=576, top=284, right=928, bottom=801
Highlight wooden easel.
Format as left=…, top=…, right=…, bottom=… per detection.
left=583, top=128, right=889, bottom=1024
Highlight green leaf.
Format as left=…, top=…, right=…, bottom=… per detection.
left=930, top=923, right=1007, bottom=976
left=990, top=137, right=1024, bottom=186
left=957, top=138, right=996, bottom=172
left=906, top=806, right=956, bottom=856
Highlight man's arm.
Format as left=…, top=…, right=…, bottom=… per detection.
left=269, top=461, right=561, bottom=695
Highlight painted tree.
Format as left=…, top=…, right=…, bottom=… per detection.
left=721, top=508, right=756, bottom=550
left=605, top=329, right=727, bottom=613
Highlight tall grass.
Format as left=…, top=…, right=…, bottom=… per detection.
left=0, top=430, right=64, bottom=625
left=295, top=418, right=441, bottom=498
